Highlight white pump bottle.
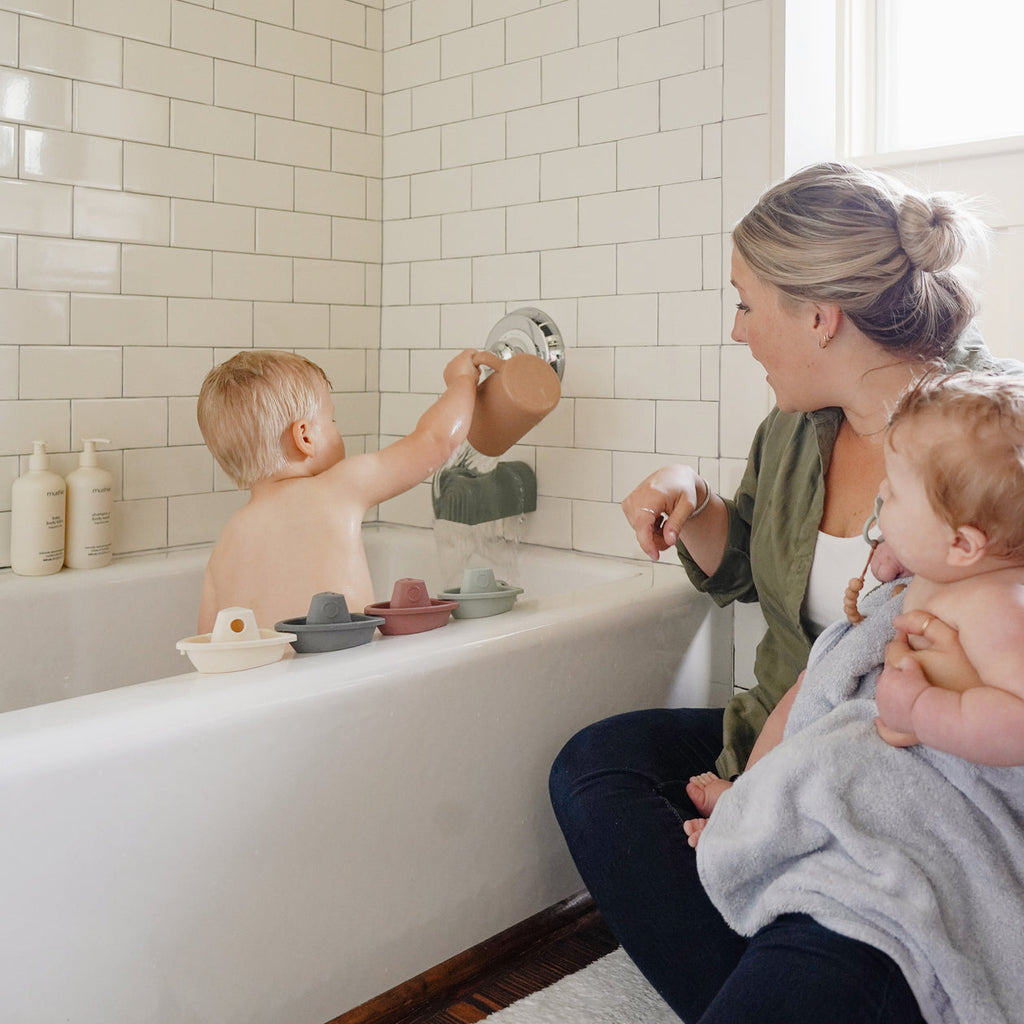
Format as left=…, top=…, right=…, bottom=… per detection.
left=65, top=438, right=114, bottom=569
left=10, top=440, right=66, bottom=576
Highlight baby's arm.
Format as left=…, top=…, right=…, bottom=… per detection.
left=877, top=588, right=1024, bottom=765
left=335, top=349, right=479, bottom=509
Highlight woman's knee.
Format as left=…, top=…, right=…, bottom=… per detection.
left=549, top=707, right=723, bottom=816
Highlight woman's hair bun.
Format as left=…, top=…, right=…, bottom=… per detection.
left=896, top=192, right=966, bottom=274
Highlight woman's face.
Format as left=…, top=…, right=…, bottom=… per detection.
left=730, top=249, right=822, bottom=413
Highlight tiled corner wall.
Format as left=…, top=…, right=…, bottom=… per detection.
left=375, top=0, right=775, bottom=559
left=0, top=0, right=778, bottom=570
left=0, top=0, right=385, bottom=566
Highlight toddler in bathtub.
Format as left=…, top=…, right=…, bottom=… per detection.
left=684, top=368, right=1024, bottom=843
left=195, top=348, right=479, bottom=633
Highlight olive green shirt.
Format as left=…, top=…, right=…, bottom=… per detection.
left=677, top=328, right=1019, bottom=780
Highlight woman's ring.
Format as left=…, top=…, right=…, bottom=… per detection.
left=920, top=616, right=932, bottom=635
left=641, top=507, right=658, bottom=516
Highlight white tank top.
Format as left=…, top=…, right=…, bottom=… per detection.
left=802, top=531, right=883, bottom=633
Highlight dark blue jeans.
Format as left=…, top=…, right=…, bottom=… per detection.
left=549, top=708, right=925, bottom=1024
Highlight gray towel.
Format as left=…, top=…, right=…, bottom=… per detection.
left=697, top=580, right=1024, bottom=1024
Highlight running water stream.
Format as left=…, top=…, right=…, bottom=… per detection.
left=432, top=441, right=526, bottom=590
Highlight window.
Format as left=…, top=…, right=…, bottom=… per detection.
left=840, top=0, right=1024, bottom=157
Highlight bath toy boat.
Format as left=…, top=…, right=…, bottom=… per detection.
left=276, top=592, right=384, bottom=653
left=177, top=606, right=297, bottom=673
left=438, top=566, right=524, bottom=619
left=365, top=578, right=459, bottom=635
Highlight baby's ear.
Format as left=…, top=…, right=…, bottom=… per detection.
left=947, top=524, right=988, bottom=567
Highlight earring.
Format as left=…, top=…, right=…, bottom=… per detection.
left=819, top=330, right=831, bottom=349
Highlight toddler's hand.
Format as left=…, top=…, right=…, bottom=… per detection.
left=443, top=349, right=480, bottom=387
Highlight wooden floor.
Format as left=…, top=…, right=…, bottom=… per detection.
left=398, top=913, right=619, bottom=1024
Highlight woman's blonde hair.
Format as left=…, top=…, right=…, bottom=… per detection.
left=197, top=350, right=332, bottom=489
left=733, top=162, right=987, bottom=358
left=888, top=371, right=1024, bottom=559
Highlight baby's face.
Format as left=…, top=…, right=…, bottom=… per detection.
left=309, top=387, right=346, bottom=471
left=877, top=425, right=953, bottom=581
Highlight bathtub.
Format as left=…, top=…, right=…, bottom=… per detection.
left=0, top=523, right=731, bottom=1024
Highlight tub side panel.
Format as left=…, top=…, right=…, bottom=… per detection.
left=0, top=584, right=721, bottom=1023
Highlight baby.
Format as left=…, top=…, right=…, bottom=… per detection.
left=196, top=348, right=479, bottom=633
left=685, top=370, right=1024, bottom=844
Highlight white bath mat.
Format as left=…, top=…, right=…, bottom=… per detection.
left=484, top=947, right=681, bottom=1024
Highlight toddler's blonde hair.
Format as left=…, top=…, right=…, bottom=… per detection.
left=198, top=350, right=332, bottom=489
left=888, top=370, right=1024, bottom=559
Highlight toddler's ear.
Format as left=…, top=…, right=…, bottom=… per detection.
left=289, top=418, right=315, bottom=457
left=947, top=524, right=987, bottom=567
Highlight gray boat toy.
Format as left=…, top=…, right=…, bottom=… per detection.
left=276, top=592, right=384, bottom=653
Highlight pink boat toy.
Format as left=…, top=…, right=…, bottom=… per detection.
left=365, top=578, right=459, bottom=635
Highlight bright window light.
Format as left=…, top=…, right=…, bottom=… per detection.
left=875, top=0, right=1024, bottom=152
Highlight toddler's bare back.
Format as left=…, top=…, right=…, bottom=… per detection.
left=200, top=474, right=374, bottom=633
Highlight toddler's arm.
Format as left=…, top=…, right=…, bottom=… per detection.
left=336, top=349, right=479, bottom=509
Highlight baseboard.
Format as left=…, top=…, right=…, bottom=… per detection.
left=326, top=891, right=597, bottom=1024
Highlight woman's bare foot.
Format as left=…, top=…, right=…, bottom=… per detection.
left=686, top=771, right=732, bottom=817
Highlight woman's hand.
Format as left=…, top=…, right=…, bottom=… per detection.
left=621, top=464, right=703, bottom=560
left=889, top=610, right=982, bottom=693
left=875, top=610, right=982, bottom=747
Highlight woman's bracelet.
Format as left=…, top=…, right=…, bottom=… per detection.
left=688, top=476, right=713, bottom=519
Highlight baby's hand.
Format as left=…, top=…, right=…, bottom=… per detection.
left=869, top=540, right=910, bottom=583
left=876, top=651, right=929, bottom=737
left=443, top=348, right=480, bottom=387
left=874, top=716, right=920, bottom=748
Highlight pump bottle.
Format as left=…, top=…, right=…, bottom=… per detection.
left=10, top=440, right=66, bottom=576
left=65, top=438, right=114, bottom=569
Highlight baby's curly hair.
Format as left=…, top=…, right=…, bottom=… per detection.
left=887, top=370, right=1024, bottom=560
left=198, top=350, right=332, bottom=489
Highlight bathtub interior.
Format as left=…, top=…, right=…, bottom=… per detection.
left=1, top=523, right=652, bottom=715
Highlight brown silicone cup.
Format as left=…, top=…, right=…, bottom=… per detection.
left=466, top=352, right=561, bottom=458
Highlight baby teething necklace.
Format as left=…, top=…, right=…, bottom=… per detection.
left=843, top=495, right=883, bottom=625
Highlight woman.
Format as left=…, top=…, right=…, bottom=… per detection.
left=549, top=162, right=1016, bottom=1023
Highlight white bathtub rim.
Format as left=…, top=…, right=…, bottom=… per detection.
left=0, top=538, right=692, bottom=749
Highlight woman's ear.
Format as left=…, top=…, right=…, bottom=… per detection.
left=947, top=524, right=988, bottom=568
left=812, top=304, right=842, bottom=341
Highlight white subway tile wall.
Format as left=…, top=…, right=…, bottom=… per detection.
left=0, top=0, right=776, bottom=570
left=0, top=0, right=384, bottom=565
